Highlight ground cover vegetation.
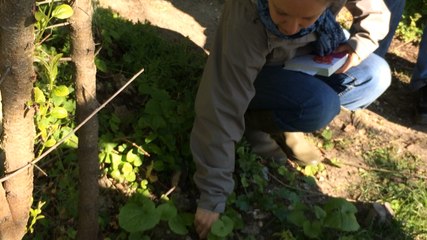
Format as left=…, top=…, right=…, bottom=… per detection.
left=23, top=0, right=426, bottom=239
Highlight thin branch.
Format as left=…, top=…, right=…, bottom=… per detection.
left=337, top=160, right=427, bottom=180
left=163, top=186, right=176, bottom=198
left=0, top=67, right=145, bottom=183
left=33, top=57, right=72, bottom=63
left=45, top=22, right=70, bottom=30
left=268, top=172, right=324, bottom=196
left=36, top=0, right=62, bottom=6
left=31, top=163, right=48, bottom=177
left=121, top=138, right=150, bottom=156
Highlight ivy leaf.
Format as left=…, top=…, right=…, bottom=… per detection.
left=52, top=4, right=74, bottom=19
left=51, top=107, right=68, bottom=119
left=34, top=87, right=46, bottom=103
left=158, top=203, right=177, bottom=221
left=53, top=85, right=70, bottom=97
left=168, top=215, right=188, bottom=235
left=118, top=200, right=160, bottom=233
left=211, top=216, right=234, bottom=238
left=303, top=220, right=322, bottom=239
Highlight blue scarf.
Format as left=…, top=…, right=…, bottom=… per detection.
left=257, top=0, right=346, bottom=56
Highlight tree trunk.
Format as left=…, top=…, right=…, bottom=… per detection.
left=0, top=1, right=36, bottom=240
left=69, top=0, right=99, bottom=239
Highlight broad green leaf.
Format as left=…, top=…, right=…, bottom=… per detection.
left=34, top=87, right=46, bottom=103
left=303, top=220, right=322, bottom=239
left=323, top=198, right=360, bottom=232
left=133, top=156, right=143, bottom=167
left=52, top=4, right=74, bottom=19
left=95, top=58, right=108, bottom=73
left=63, top=133, right=78, bottom=149
left=34, top=11, right=47, bottom=22
left=125, top=172, right=136, bottom=182
left=121, top=162, right=133, bottom=175
left=168, top=215, right=188, bottom=235
left=314, top=206, right=326, bottom=220
left=45, top=138, right=56, bottom=148
left=110, top=169, right=122, bottom=181
left=110, top=152, right=122, bottom=170
left=53, top=85, right=70, bottom=97
left=50, top=107, right=68, bottom=119
left=117, top=143, right=127, bottom=153
left=118, top=202, right=160, bottom=233
left=287, top=210, right=306, bottom=227
left=211, top=216, right=234, bottom=238
left=158, top=203, right=177, bottom=221
left=126, top=150, right=141, bottom=164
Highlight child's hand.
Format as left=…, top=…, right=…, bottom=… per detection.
left=194, top=207, right=220, bottom=239
left=334, top=43, right=362, bottom=73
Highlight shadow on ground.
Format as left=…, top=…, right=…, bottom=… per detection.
left=368, top=51, right=427, bottom=133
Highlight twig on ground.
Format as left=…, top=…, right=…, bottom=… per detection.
left=268, top=172, right=324, bottom=196
left=328, top=158, right=427, bottom=180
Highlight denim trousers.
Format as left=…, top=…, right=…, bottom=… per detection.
left=248, top=54, right=391, bottom=132
left=410, top=27, right=427, bottom=90
left=374, top=0, right=406, bottom=57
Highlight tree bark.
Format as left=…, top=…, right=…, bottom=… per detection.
left=0, top=1, right=36, bottom=240
left=69, top=0, right=99, bottom=239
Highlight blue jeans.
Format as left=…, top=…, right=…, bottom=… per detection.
left=410, top=27, right=427, bottom=90
left=248, top=54, right=391, bottom=132
left=374, top=0, right=406, bottom=57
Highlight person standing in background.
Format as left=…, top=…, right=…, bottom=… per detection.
left=374, top=0, right=427, bottom=124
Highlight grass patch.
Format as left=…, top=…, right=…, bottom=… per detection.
left=353, top=147, right=427, bottom=239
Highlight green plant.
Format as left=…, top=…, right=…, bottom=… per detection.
left=32, top=0, right=77, bottom=156
left=35, top=1, right=74, bottom=43
left=118, top=193, right=193, bottom=238
left=356, top=147, right=427, bottom=239
left=396, top=0, right=426, bottom=43
left=320, top=127, right=334, bottom=151
left=208, top=216, right=234, bottom=240
left=228, top=142, right=361, bottom=239
left=27, top=199, right=46, bottom=234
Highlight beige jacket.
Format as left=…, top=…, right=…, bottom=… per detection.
left=190, top=0, right=390, bottom=212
